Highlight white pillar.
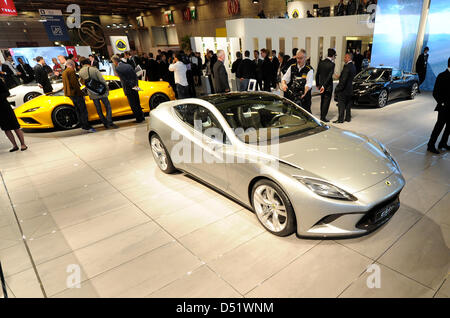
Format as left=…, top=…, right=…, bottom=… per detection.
left=335, top=35, right=344, bottom=75
left=272, top=36, right=280, bottom=56
left=323, top=35, right=331, bottom=60
left=285, top=37, right=293, bottom=57
left=310, top=36, right=319, bottom=70
left=297, top=36, right=305, bottom=51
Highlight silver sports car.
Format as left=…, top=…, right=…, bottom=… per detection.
left=148, top=92, right=405, bottom=238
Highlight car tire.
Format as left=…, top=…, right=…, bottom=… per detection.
left=23, top=92, right=42, bottom=103
left=149, top=93, right=170, bottom=110
left=149, top=133, right=177, bottom=174
left=408, top=82, right=419, bottom=100
left=377, top=89, right=388, bottom=108
left=52, top=105, right=79, bottom=130
left=251, top=179, right=296, bottom=236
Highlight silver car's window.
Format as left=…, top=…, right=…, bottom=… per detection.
left=212, top=95, right=321, bottom=143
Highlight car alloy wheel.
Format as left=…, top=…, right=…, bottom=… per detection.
left=150, top=93, right=170, bottom=110
left=252, top=182, right=296, bottom=236
left=24, top=92, right=42, bottom=102
left=150, top=134, right=176, bottom=174
left=410, top=83, right=418, bottom=99
left=52, top=105, right=79, bottom=130
left=378, top=89, right=388, bottom=108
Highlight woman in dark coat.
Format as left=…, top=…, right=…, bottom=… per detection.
left=0, top=79, right=27, bottom=152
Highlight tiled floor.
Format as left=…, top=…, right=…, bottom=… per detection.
left=0, top=92, right=448, bottom=298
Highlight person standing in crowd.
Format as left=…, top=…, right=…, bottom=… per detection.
left=281, top=49, right=314, bottom=113
left=231, top=51, right=243, bottom=81
left=253, top=50, right=264, bottom=91
left=307, top=10, right=314, bottom=18
left=316, top=48, right=336, bottom=122
left=62, top=60, right=95, bottom=132
left=280, top=54, right=291, bottom=75
left=89, top=55, right=99, bottom=68
left=0, top=60, right=17, bottom=89
left=190, top=52, right=201, bottom=86
left=236, top=50, right=255, bottom=91
left=271, top=50, right=280, bottom=89
left=346, top=0, right=357, bottom=15
left=362, top=50, right=370, bottom=69
left=52, top=57, right=63, bottom=77
left=16, top=58, right=34, bottom=84
left=112, top=55, right=145, bottom=123
left=169, top=52, right=190, bottom=99
left=0, top=78, right=27, bottom=152
left=57, top=55, right=67, bottom=71
left=212, top=50, right=230, bottom=94
left=158, top=54, right=170, bottom=82
left=260, top=49, right=272, bottom=92
left=427, top=58, right=450, bottom=154
left=182, top=50, right=196, bottom=98
left=4, top=56, right=21, bottom=86
left=33, top=56, right=53, bottom=94
left=415, top=46, right=429, bottom=92
left=334, top=52, right=356, bottom=123
left=353, top=49, right=364, bottom=74
left=125, top=51, right=136, bottom=69
left=287, top=48, right=298, bottom=67
left=147, top=53, right=159, bottom=81
left=140, top=53, right=149, bottom=80
left=204, top=50, right=216, bottom=94
left=79, top=58, right=118, bottom=129
left=336, top=0, right=346, bottom=16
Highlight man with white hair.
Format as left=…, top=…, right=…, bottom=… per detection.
left=62, top=59, right=95, bottom=132
left=212, top=50, right=230, bottom=93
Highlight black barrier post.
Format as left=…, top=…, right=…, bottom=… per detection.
left=0, top=261, right=7, bottom=298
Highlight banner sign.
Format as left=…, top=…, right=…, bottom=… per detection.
left=164, top=10, right=174, bottom=24
left=0, top=0, right=17, bottom=16
left=110, top=36, right=130, bottom=55
left=39, top=9, right=70, bottom=41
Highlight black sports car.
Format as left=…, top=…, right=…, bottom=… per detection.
left=352, top=67, right=419, bottom=108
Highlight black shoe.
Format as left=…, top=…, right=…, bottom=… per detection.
left=321, top=118, right=330, bottom=122
left=9, top=146, right=19, bottom=152
left=345, top=118, right=351, bottom=122
left=136, top=119, right=145, bottom=123
left=20, top=146, right=28, bottom=151
left=427, top=146, right=440, bottom=154
left=438, top=144, right=450, bottom=150
left=333, top=120, right=344, bottom=124
left=110, top=124, right=119, bottom=129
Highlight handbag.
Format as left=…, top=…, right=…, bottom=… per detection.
left=84, top=67, right=107, bottom=95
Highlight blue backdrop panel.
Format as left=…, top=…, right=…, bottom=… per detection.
left=421, top=0, right=450, bottom=91
left=371, top=0, right=424, bottom=72
left=10, top=47, right=68, bottom=68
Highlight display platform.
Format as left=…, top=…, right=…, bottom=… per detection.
left=0, top=92, right=448, bottom=298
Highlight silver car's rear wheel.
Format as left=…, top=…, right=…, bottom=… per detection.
left=378, top=89, right=388, bottom=108
left=150, top=134, right=176, bottom=174
left=24, top=92, right=42, bottom=103
left=252, top=180, right=296, bottom=236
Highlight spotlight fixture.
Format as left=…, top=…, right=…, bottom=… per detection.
left=252, top=0, right=260, bottom=3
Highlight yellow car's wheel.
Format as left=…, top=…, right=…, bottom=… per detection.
left=52, top=105, right=79, bottom=130
left=149, top=93, right=170, bottom=110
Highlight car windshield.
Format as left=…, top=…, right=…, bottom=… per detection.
left=355, top=68, right=391, bottom=82
left=202, top=93, right=323, bottom=144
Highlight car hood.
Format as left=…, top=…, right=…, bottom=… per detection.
left=14, top=95, right=71, bottom=113
left=258, top=127, right=397, bottom=194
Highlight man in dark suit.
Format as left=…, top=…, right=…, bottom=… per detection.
left=271, top=50, right=280, bottom=89
left=336, top=0, right=346, bottom=16
left=236, top=50, right=256, bottom=91
left=112, top=55, right=145, bottom=123
left=261, top=49, right=272, bottom=92
left=353, top=49, right=364, bottom=74
left=346, top=0, right=357, bottom=15
left=147, top=53, right=159, bottom=81
left=0, top=61, right=16, bottom=89
left=334, top=52, right=356, bottom=123
left=33, top=56, right=53, bottom=94
left=16, top=58, right=34, bottom=84
left=231, top=51, right=242, bottom=78
left=89, top=55, right=99, bottom=69
left=415, top=47, right=429, bottom=92
left=427, top=58, right=450, bottom=154
left=212, top=50, right=230, bottom=94
left=316, top=48, right=336, bottom=122
left=253, top=50, right=263, bottom=91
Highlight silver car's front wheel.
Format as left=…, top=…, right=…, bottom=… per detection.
left=378, top=89, right=388, bottom=108
left=409, top=83, right=418, bottom=99
left=252, top=180, right=296, bottom=236
left=150, top=134, right=176, bottom=174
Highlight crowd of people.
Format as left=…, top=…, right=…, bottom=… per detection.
left=335, top=0, right=378, bottom=16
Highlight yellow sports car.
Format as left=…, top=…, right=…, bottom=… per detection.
left=14, top=76, right=176, bottom=130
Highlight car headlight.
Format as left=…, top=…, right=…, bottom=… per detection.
left=22, top=107, right=40, bottom=113
left=293, top=176, right=357, bottom=201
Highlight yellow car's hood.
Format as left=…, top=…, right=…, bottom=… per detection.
left=14, top=94, right=72, bottom=114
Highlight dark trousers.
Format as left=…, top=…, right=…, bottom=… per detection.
left=125, top=90, right=145, bottom=122
left=92, top=97, right=113, bottom=127
left=320, top=91, right=332, bottom=120
left=186, top=70, right=196, bottom=98
left=176, top=84, right=190, bottom=99
left=418, top=71, right=426, bottom=86
left=263, top=78, right=271, bottom=92
left=70, top=96, right=91, bottom=130
left=337, top=94, right=352, bottom=121
left=256, top=78, right=263, bottom=91
left=428, top=110, right=450, bottom=147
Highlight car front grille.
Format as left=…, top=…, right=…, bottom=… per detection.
left=356, top=194, right=400, bottom=231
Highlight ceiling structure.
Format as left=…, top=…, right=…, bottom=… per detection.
left=13, top=0, right=193, bottom=15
